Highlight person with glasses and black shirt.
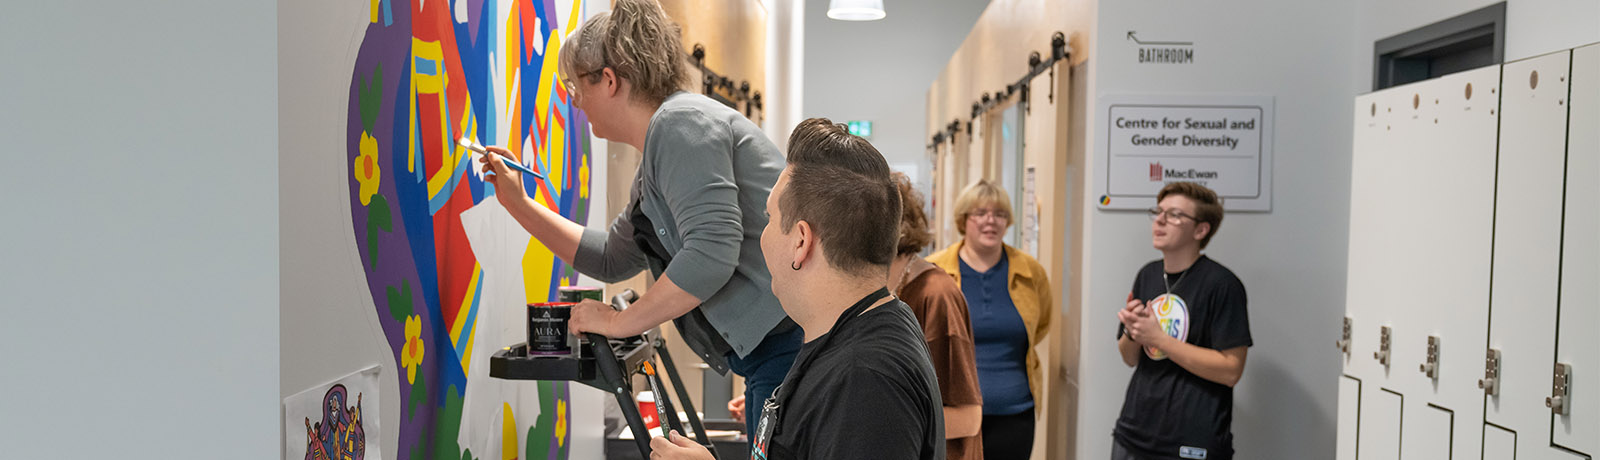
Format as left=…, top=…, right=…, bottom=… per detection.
left=650, top=118, right=945, bottom=460
left=1114, top=181, right=1251, bottom=460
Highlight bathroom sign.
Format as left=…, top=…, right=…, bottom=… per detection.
left=1094, top=94, right=1274, bottom=212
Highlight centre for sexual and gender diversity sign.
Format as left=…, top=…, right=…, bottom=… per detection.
left=1095, top=94, right=1274, bottom=211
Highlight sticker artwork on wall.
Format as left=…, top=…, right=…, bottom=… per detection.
left=285, top=366, right=383, bottom=460
left=345, top=1, right=595, bottom=459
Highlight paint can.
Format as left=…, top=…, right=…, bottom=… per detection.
left=557, top=286, right=604, bottom=303
left=527, top=302, right=577, bottom=356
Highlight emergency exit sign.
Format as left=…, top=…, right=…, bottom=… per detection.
left=847, top=120, right=873, bottom=138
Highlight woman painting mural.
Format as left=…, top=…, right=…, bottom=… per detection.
left=478, top=0, right=799, bottom=437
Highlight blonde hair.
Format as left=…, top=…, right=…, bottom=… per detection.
left=952, top=179, right=1013, bottom=236
left=559, top=0, right=688, bottom=106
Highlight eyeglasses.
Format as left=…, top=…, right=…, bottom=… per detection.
left=1147, top=207, right=1193, bottom=224
left=969, top=208, right=1010, bottom=222
left=561, top=67, right=606, bottom=101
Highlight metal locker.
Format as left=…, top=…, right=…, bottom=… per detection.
left=1553, top=42, right=1600, bottom=458
left=1343, top=65, right=1503, bottom=459
left=1486, top=50, right=1585, bottom=460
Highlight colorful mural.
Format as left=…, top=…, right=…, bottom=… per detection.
left=346, top=0, right=594, bottom=459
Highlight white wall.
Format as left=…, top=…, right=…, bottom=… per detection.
left=0, top=1, right=279, bottom=458
left=1078, top=1, right=1358, bottom=458
left=803, top=0, right=991, bottom=174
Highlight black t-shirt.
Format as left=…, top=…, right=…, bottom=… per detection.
left=1114, top=256, right=1251, bottom=460
left=763, top=290, right=945, bottom=460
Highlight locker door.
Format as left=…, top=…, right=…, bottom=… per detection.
left=1553, top=43, right=1600, bottom=457
left=1338, top=376, right=1361, bottom=460
left=1361, top=388, right=1404, bottom=460
left=1484, top=424, right=1517, bottom=460
left=1343, top=66, right=1502, bottom=459
left=1402, top=405, right=1455, bottom=460
left=1486, top=50, right=1576, bottom=459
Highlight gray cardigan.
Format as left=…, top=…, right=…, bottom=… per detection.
left=572, top=92, right=788, bottom=370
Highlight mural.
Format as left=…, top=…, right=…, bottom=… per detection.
left=346, top=0, right=594, bottom=459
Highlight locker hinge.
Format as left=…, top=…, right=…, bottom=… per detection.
left=1374, top=326, right=1392, bottom=367
left=1546, top=362, right=1572, bottom=415
left=1477, top=348, right=1501, bottom=396
left=1419, top=335, right=1441, bottom=380
left=1335, top=317, right=1352, bottom=355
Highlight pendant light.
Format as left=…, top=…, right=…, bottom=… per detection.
left=827, top=0, right=886, bottom=21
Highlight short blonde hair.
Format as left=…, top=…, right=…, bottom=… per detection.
left=952, top=179, right=1013, bottom=236
left=558, top=0, right=688, bottom=106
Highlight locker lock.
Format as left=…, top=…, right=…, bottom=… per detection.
left=1373, top=326, right=1392, bottom=367
left=1546, top=363, right=1572, bottom=415
left=1335, top=317, right=1352, bottom=355
left=1477, top=348, right=1501, bottom=396
left=1419, top=335, right=1441, bottom=380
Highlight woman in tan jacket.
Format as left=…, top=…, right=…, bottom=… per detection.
left=927, top=179, right=1054, bottom=460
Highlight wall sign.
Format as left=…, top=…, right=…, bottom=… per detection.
left=1094, top=94, right=1274, bottom=211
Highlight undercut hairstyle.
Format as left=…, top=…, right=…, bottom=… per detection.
left=780, top=118, right=901, bottom=277
left=559, top=0, right=688, bottom=105
left=1157, top=181, right=1224, bottom=249
left=891, top=172, right=933, bottom=257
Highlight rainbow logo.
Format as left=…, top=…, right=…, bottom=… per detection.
left=1144, top=293, right=1189, bottom=360
left=1100, top=195, right=1111, bottom=206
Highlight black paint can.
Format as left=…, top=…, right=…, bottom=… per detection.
left=527, top=302, right=576, bottom=355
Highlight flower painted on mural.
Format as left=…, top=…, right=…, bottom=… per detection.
left=554, top=398, right=568, bottom=446
left=356, top=132, right=382, bottom=206
left=402, top=314, right=425, bottom=384
left=578, top=154, right=589, bottom=199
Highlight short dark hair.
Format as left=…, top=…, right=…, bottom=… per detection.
left=780, top=118, right=900, bottom=277
left=1157, top=181, right=1224, bottom=249
left=891, top=172, right=932, bottom=256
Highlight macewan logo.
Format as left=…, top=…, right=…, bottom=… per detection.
left=1165, top=168, right=1220, bottom=180
left=1149, top=162, right=1163, bottom=182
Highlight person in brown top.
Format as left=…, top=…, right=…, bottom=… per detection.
left=888, top=172, right=985, bottom=460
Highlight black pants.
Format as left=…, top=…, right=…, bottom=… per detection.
left=981, top=407, right=1035, bottom=460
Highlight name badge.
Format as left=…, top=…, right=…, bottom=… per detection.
left=1179, top=446, right=1208, bottom=459
left=751, top=396, right=779, bottom=460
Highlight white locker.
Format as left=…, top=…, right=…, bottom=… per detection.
left=1344, top=65, right=1502, bottom=459
left=1361, top=389, right=1404, bottom=460
left=1485, top=424, right=1517, bottom=460
left=1487, top=50, right=1589, bottom=460
left=1554, top=43, right=1600, bottom=457
left=1339, top=376, right=1361, bottom=460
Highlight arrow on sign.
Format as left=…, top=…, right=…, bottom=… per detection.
left=1127, top=31, right=1193, bottom=46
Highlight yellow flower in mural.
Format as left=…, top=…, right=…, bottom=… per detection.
left=578, top=154, right=590, bottom=199
left=356, top=131, right=382, bottom=206
left=555, top=398, right=568, bottom=446
left=402, top=314, right=425, bottom=384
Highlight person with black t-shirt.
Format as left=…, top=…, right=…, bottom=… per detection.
left=1114, top=182, right=1251, bottom=460
left=649, top=118, right=944, bottom=460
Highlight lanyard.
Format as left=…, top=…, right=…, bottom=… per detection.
left=752, top=287, right=893, bottom=458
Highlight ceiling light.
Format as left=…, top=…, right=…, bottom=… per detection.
left=828, top=0, right=885, bottom=21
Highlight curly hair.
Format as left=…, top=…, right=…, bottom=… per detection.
left=891, top=172, right=932, bottom=256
